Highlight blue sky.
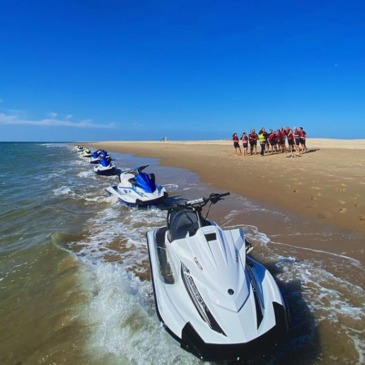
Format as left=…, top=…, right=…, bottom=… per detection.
left=1, top=0, right=364, bottom=141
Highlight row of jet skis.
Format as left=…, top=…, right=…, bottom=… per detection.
left=74, top=145, right=290, bottom=362
left=75, top=145, right=167, bottom=206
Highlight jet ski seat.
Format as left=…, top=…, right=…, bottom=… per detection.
left=168, top=210, right=211, bottom=241
left=128, top=177, right=137, bottom=186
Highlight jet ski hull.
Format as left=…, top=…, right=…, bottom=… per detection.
left=94, top=166, right=116, bottom=176
left=105, top=185, right=167, bottom=207
left=146, top=226, right=289, bottom=361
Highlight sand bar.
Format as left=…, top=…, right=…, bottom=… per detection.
left=86, top=138, right=365, bottom=263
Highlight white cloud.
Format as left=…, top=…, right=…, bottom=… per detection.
left=0, top=112, right=116, bottom=129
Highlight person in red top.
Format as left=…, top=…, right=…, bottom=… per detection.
left=249, top=129, right=258, bottom=155
left=240, top=132, right=248, bottom=156
left=277, top=128, right=286, bottom=153
left=299, top=127, right=307, bottom=152
left=268, top=129, right=277, bottom=153
left=287, top=128, right=296, bottom=157
left=232, top=132, right=242, bottom=155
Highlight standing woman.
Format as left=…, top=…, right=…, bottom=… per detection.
left=299, top=127, right=307, bottom=152
left=268, top=129, right=277, bottom=153
left=287, top=128, right=295, bottom=157
left=241, top=132, right=248, bottom=156
left=293, top=127, right=301, bottom=156
left=232, top=133, right=242, bottom=155
left=278, top=127, right=286, bottom=153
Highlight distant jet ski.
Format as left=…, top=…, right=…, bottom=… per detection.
left=146, top=192, right=289, bottom=361
left=105, top=165, right=167, bottom=206
left=89, top=150, right=102, bottom=164
left=80, top=148, right=92, bottom=157
left=93, top=156, right=116, bottom=176
left=73, top=145, right=84, bottom=152
left=98, top=149, right=111, bottom=160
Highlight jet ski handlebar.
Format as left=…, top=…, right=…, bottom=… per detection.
left=136, top=165, right=149, bottom=173
left=122, top=165, right=149, bottom=175
left=185, top=192, right=230, bottom=209
left=166, top=193, right=230, bottom=230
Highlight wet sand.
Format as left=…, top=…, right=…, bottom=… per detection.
left=86, top=139, right=365, bottom=264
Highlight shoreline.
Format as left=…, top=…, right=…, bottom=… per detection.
left=85, top=138, right=365, bottom=264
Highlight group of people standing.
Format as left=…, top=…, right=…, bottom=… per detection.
left=232, top=126, right=307, bottom=157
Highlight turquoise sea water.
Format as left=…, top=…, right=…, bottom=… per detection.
left=0, top=142, right=364, bottom=365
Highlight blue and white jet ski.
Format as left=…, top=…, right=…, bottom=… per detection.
left=105, top=165, right=167, bottom=206
left=146, top=192, right=289, bottom=361
left=93, top=157, right=116, bottom=176
left=89, top=149, right=112, bottom=164
left=89, top=150, right=102, bottom=164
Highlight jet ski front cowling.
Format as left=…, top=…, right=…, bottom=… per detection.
left=147, top=223, right=289, bottom=361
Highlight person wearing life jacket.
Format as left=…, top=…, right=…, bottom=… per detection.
left=278, top=127, right=286, bottom=153
left=299, top=127, right=307, bottom=152
left=258, top=128, right=266, bottom=156
left=287, top=128, right=296, bottom=157
left=249, top=129, right=258, bottom=155
left=268, top=129, right=277, bottom=153
left=240, top=132, right=249, bottom=156
left=232, top=132, right=242, bottom=155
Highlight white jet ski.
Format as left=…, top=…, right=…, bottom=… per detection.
left=73, top=145, right=84, bottom=152
left=146, top=192, right=289, bottom=361
left=93, top=156, right=116, bottom=176
left=105, top=165, right=167, bottom=206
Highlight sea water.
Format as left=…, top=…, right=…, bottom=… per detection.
left=0, top=142, right=364, bottom=365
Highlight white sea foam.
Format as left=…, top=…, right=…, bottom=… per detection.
left=53, top=186, right=75, bottom=197
left=274, top=241, right=363, bottom=267
left=35, top=172, right=60, bottom=181
left=74, top=202, right=166, bottom=270
left=83, top=262, right=207, bottom=365
left=274, top=252, right=365, bottom=360
left=41, top=143, right=67, bottom=148
left=77, top=170, right=96, bottom=178
left=162, top=183, right=179, bottom=192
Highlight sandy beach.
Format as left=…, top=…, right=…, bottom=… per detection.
left=87, top=138, right=365, bottom=264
